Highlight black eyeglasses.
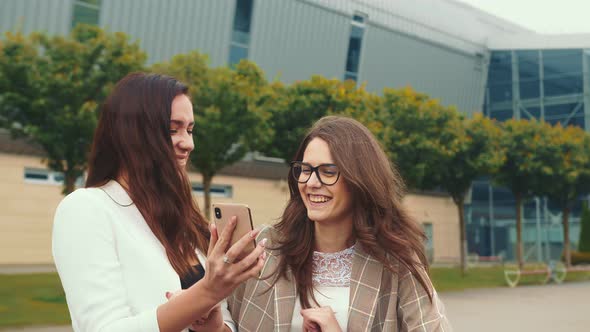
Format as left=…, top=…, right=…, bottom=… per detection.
left=290, top=161, right=341, bottom=186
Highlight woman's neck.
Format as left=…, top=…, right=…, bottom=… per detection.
left=313, top=221, right=354, bottom=253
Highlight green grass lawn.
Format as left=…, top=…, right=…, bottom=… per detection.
left=431, top=266, right=507, bottom=292
left=0, top=273, right=70, bottom=327
left=1, top=267, right=589, bottom=327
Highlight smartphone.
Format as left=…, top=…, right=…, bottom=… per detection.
left=212, top=203, right=256, bottom=259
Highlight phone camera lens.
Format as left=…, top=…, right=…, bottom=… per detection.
left=214, top=207, right=222, bottom=219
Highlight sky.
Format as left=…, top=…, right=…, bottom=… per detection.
left=456, top=0, right=590, bottom=34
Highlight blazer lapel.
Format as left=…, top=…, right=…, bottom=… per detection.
left=274, top=270, right=297, bottom=332
left=348, top=246, right=383, bottom=331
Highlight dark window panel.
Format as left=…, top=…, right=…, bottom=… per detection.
left=233, top=0, right=254, bottom=33
left=543, top=74, right=583, bottom=96
left=489, top=109, right=513, bottom=122
left=345, top=25, right=364, bottom=73
left=72, top=3, right=100, bottom=27
left=542, top=49, right=582, bottom=77
left=519, top=80, right=540, bottom=99
left=522, top=106, right=541, bottom=120
left=517, top=50, right=539, bottom=81
left=488, top=82, right=512, bottom=103
left=229, top=44, right=249, bottom=65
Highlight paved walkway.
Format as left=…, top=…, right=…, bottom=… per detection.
left=441, top=281, right=590, bottom=332
left=0, top=265, right=56, bottom=274
left=2, top=282, right=589, bottom=332
left=0, top=328, right=71, bottom=332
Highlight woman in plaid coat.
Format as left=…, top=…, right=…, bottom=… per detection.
left=227, top=116, right=451, bottom=332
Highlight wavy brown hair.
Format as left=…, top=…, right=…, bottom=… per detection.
left=273, top=115, right=431, bottom=308
left=86, top=72, right=209, bottom=278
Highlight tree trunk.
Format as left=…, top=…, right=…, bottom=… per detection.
left=451, top=193, right=468, bottom=276
left=563, top=206, right=571, bottom=267
left=203, top=175, right=213, bottom=221
left=63, top=173, right=77, bottom=195
left=515, top=193, right=524, bottom=268
left=457, top=200, right=468, bottom=276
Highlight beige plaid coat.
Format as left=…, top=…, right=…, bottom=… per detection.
left=227, top=229, right=452, bottom=332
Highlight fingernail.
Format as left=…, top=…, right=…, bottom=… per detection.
left=260, top=238, right=268, bottom=247
left=262, top=251, right=267, bottom=260
left=165, top=291, right=171, bottom=298
left=231, top=216, right=237, bottom=225
left=249, top=229, right=259, bottom=238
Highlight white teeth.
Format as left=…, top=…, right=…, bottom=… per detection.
left=309, top=195, right=330, bottom=203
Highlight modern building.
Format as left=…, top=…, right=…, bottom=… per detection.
left=2, top=0, right=589, bottom=264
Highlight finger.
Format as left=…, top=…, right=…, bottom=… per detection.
left=233, top=238, right=267, bottom=273
left=224, top=226, right=261, bottom=261
left=214, top=216, right=237, bottom=255
left=302, top=316, right=320, bottom=332
left=235, top=248, right=267, bottom=284
left=207, top=222, right=219, bottom=256
left=303, top=322, right=315, bottom=332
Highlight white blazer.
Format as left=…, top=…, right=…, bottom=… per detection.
left=52, top=180, right=235, bottom=332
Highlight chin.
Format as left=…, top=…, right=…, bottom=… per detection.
left=306, top=211, right=325, bottom=223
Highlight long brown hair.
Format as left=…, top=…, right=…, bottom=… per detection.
left=274, top=115, right=431, bottom=308
left=86, top=72, right=209, bottom=278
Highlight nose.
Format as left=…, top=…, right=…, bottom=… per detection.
left=306, top=170, right=322, bottom=188
left=178, top=131, right=194, bottom=152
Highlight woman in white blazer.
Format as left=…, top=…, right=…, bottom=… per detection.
left=52, top=73, right=267, bottom=332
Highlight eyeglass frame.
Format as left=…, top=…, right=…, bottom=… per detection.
left=290, top=161, right=341, bottom=186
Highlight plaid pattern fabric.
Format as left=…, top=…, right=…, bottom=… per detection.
left=227, top=228, right=451, bottom=331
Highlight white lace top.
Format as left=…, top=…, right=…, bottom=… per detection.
left=291, top=245, right=354, bottom=331
left=312, top=245, right=354, bottom=287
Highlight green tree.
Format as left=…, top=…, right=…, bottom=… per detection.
left=579, top=201, right=590, bottom=253
left=494, top=119, right=557, bottom=267
left=380, top=87, right=464, bottom=190
left=153, top=54, right=273, bottom=218
left=259, top=76, right=381, bottom=162
left=0, top=25, right=146, bottom=194
left=540, top=124, right=590, bottom=266
left=438, top=114, right=504, bottom=274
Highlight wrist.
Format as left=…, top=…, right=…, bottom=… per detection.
left=190, top=279, right=221, bottom=309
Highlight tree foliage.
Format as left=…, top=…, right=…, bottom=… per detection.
left=153, top=54, right=273, bottom=218
left=0, top=25, right=146, bottom=193
left=494, top=119, right=557, bottom=267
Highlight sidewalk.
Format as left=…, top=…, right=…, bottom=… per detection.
left=3, top=281, right=589, bottom=332
left=0, top=327, right=71, bottom=332
left=441, top=281, right=590, bottom=332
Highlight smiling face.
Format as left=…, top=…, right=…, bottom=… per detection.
left=169, top=94, right=195, bottom=167
left=297, top=137, right=353, bottom=227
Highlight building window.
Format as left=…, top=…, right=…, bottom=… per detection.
left=192, top=183, right=233, bottom=198
left=24, top=168, right=83, bottom=186
left=344, top=12, right=367, bottom=82
left=229, top=0, right=254, bottom=65
left=72, top=0, right=101, bottom=28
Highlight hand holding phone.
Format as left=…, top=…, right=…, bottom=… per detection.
left=212, top=203, right=256, bottom=260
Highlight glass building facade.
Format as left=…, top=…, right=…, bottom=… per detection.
left=468, top=48, right=590, bottom=262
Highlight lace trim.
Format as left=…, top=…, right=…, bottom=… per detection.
left=312, top=245, right=354, bottom=287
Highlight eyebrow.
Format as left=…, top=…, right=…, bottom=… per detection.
left=170, top=120, right=195, bottom=126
